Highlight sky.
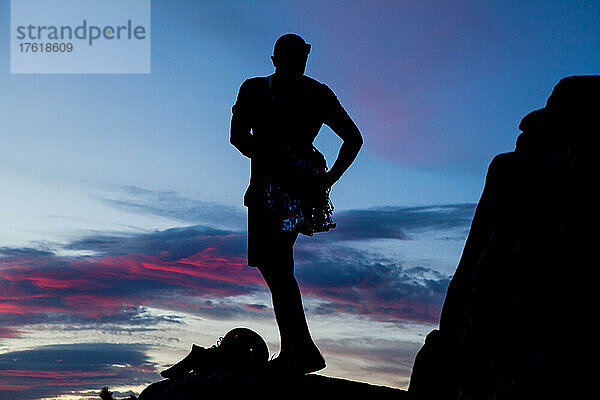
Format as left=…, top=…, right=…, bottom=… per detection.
left=0, top=0, right=599, bottom=398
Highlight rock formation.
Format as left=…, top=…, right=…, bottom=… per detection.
left=409, top=75, right=599, bottom=399
left=136, top=371, right=404, bottom=400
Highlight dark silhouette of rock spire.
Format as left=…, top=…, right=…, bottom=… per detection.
left=409, top=75, right=600, bottom=399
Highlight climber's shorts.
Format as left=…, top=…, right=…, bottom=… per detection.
left=247, top=206, right=298, bottom=269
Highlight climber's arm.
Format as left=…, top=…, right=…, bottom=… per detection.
left=322, top=86, right=363, bottom=186
left=230, top=80, right=256, bottom=158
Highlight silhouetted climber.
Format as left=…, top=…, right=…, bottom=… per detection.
left=230, top=33, right=363, bottom=374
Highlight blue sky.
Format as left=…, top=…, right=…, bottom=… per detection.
left=1, top=0, right=599, bottom=398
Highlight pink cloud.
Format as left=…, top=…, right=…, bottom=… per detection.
left=0, top=327, right=22, bottom=338
left=0, top=235, right=264, bottom=324
left=0, top=224, right=448, bottom=332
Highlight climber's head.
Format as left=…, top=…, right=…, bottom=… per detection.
left=271, top=33, right=311, bottom=78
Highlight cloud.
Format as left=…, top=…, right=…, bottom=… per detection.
left=64, top=224, right=246, bottom=258
left=0, top=248, right=54, bottom=258
left=96, top=184, right=246, bottom=229
left=0, top=327, right=22, bottom=339
left=322, top=204, right=475, bottom=242
left=1, top=204, right=471, bottom=336
left=0, top=226, right=266, bottom=336
left=296, top=245, right=451, bottom=323
left=95, top=185, right=474, bottom=244
left=0, top=343, right=158, bottom=400
left=320, top=337, right=423, bottom=388
left=0, top=306, right=180, bottom=332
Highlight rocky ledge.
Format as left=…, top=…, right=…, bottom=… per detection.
left=135, top=371, right=405, bottom=400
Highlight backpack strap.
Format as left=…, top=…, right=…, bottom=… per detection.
left=268, top=74, right=276, bottom=101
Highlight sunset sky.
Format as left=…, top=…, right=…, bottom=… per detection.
left=1, top=1, right=599, bottom=399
